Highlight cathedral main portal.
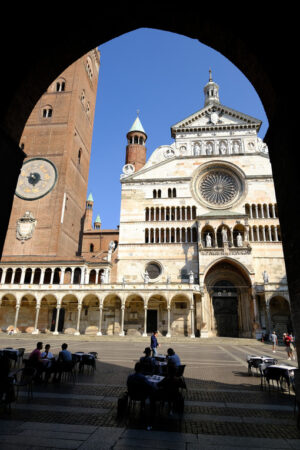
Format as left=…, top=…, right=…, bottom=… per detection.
left=212, top=281, right=238, bottom=337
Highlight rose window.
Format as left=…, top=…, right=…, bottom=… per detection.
left=199, top=171, right=238, bottom=205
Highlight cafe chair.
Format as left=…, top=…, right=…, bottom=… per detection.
left=60, top=361, right=77, bottom=383
left=17, top=348, right=25, bottom=366
left=14, top=367, right=36, bottom=401
left=127, top=386, right=148, bottom=414
left=79, top=354, right=96, bottom=374
left=5, top=350, right=18, bottom=367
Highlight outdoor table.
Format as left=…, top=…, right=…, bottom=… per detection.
left=146, top=375, right=164, bottom=387
left=247, top=355, right=277, bottom=375
left=264, top=364, right=296, bottom=390
left=73, top=352, right=95, bottom=361
left=154, top=354, right=167, bottom=362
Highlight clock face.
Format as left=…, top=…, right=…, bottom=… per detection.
left=15, top=158, right=57, bottom=200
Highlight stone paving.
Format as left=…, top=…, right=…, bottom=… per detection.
left=0, top=335, right=300, bottom=449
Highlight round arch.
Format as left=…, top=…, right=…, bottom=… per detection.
left=204, top=259, right=253, bottom=337
left=269, top=295, right=292, bottom=336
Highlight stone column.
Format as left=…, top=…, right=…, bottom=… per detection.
left=119, top=305, right=125, bottom=336
left=40, top=268, right=45, bottom=284
left=11, top=268, right=16, bottom=283
left=32, top=301, right=41, bottom=334
left=30, top=270, right=34, bottom=284
left=190, top=305, right=195, bottom=338
left=266, top=205, right=270, bottom=218
left=249, top=206, right=253, bottom=219
left=97, top=304, right=103, bottom=336
left=74, top=303, right=82, bottom=335
left=166, top=306, right=171, bottom=337
left=50, top=269, right=55, bottom=285
left=85, top=269, right=90, bottom=285
left=1, top=268, right=7, bottom=284
left=272, top=204, right=276, bottom=218
left=255, top=205, right=258, bottom=219
left=13, top=301, right=21, bottom=333
left=250, top=227, right=254, bottom=241
left=268, top=227, right=272, bottom=241
left=20, top=268, right=26, bottom=284
left=80, top=268, right=85, bottom=284
left=274, top=227, right=279, bottom=241
left=143, top=305, right=147, bottom=336
left=53, top=304, right=61, bottom=335
left=71, top=268, right=74, bottom=284
left=59, top=268, right=65, bottom=284
left=265, top=302, right=272, bottom=333
left=262, top=227, right=266, bottom=242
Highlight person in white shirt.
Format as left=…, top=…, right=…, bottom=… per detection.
left=271, top=331, right=278, bottom=353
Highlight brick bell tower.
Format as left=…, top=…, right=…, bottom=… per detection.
left=126, top=114, right=147, bottom=172
left=1, top=49, right=100, bottom=261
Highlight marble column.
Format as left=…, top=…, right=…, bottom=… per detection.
left=272, top=204, right=276, bottom=218
left=262, top=227, right=266, bottom=242
left=20, top=268, right=26, bottom=284
left=30, top=270, right=34, bottom=284
left=119, top=305, right=125, bottom=336
left=40, top=268, right=45, bottom=284
left=80, top=268, right=85, bottom=284
left=143, top=306, right=147, bottom=337
left=50, top=270, right=55, bottom=285
left=268, top=227, right=272, bottom=241
left=265, top=302, right=272, bottom=333
left=53, top=305, right=61, bottom=335
left=190, top=306, right=195, bottom=338
left=71, top=268, right=74, bottom=284
left=74, top=304, right=82, bottom=335
left=32, top=302, right=41, bottom=334
left=166, top=306, right=171, bottom=337
left=1, top=268, right=7, bottom=284
left=13, top=303, right=20, bottom=333
left=59, top=268, right=65, bottom=285
left=97, top=305, right=103, bottom=336
left=274, top=227, right=279, bottom=241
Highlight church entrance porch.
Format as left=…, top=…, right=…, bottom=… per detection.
left=204, top=259, right=253, bottom=338
left=212, top=281, right=238, bottom=337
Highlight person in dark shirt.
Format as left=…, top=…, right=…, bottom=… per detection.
left=150, top=331, right=160, bottom=357
left=127, top=362, right=154, bottom=399
left=140, top=347, right=155, bottom=374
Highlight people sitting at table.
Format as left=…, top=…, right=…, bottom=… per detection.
left=166, top=348, right=181, bottom=367
left=127, top=362, right=154, bottom=400
left=41, top=344, right=53, bottom=363
left=140, top=347, right=155, bottom=374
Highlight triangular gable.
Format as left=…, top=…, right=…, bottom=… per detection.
left=171, top=103, right=261, bottom=137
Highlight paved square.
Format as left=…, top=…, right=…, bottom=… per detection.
left=0, top=335, right=299, bottom=449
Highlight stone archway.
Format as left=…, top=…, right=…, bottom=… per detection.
left=204, top=259, right=253, bottom=338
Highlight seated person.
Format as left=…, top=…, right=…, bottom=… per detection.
left=166, top=348, right=181, bottom=367
left=52, top=343, right=73, bottom=382
left=29, top=342, right=44, bottom=377
left=140, top=347, right=155, bottom=374
left=153, top=363, right=184, bottom=414
left=58, top=343, right=72, bottom=362
left=127, top=362, right=154, bottom=400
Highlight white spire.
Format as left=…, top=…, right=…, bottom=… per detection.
left=204, top=69, right=220, bottom=106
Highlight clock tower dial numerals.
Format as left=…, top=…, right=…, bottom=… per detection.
left=15, top=158, right=57, bottom=200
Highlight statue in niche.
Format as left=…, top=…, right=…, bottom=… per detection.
left=194, top=143, right=200, bottom=156
left=189, top=271, right=194, bottom=284
left=143, top=270, right=149, bottom=284
left=237, top=233, right=243, bottom=247
left=206, top=233, right=212, bottom=248
left=220, top=141, right=227, bottom=154
left=206, top=142, right=213, bottom=155
left=233, top=141, right=240, bottom=153
left=107, top=240, right=116, bottom=262
left=221, top=226, right=228, bottom=244
left=263, top=270, right=269, bottom=284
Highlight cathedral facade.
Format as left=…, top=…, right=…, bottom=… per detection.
left=0, top=66, right=291, bottom=339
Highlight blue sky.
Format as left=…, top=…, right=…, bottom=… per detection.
left=87, top=28, right=268, bottom=230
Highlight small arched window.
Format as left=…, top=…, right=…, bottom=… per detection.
left=78, top=149, right=82, bottom=164
left=90, top=243, right=94, bottom=252
left=56, top=80, right=66, bottom=92
left=42, top=106, right=53, bottom=118
left=80, top=90, right=85, bottom=103
left=86, top=102, right=90, bottom=115
left=153, top=190, right=157, bottom=199
left=157, top=189, right=161, bottom=198
left=86, top=57, right=93, bottom=79
left=173, top=188, right=176, bottom=198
